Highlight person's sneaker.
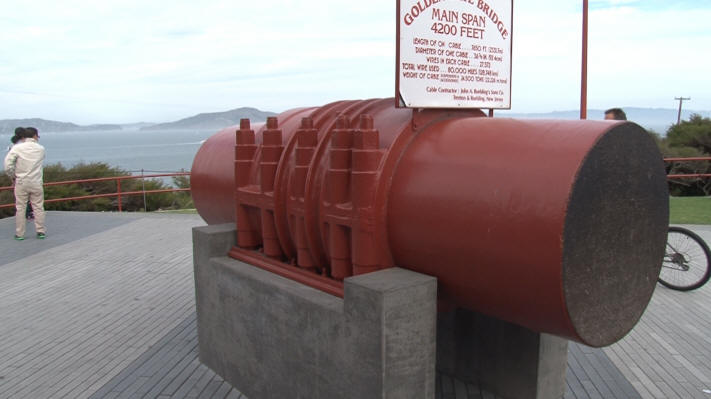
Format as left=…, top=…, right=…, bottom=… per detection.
left=36, top=233, right=46, bottom=239
left=14, top=235, right=24, bottom=241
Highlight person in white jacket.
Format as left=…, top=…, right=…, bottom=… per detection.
left=3, top=127, right=47, bottom=240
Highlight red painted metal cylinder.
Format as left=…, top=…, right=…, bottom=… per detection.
left=190, top=98, right=668, bottom=347
left=386, top=117, right=668, bottom=346
left=191, top=107, right=315, bottom=224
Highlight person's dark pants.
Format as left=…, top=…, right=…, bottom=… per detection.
left=25, top=200, right=33, bottom=219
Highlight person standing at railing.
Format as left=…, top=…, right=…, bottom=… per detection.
left=3, top=127, right=47, bottom=240
left=6, top=129, right=34, bottom=221
left=604, top=108, right=627, bottom=121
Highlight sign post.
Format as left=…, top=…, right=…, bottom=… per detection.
left=396, top=0, right=513, bottom=110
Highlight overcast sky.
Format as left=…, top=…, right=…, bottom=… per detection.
left=1, top=0, right=709, bottom=124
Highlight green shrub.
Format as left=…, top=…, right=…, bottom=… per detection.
left=658, top=114, right=711, bottom=196
left=1, top=162, right=191, bottom=218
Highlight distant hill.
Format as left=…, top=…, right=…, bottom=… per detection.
left=4, top=106, right=708, bottom=136
left=119, top=122, right=156, bottom=131
left=141, top=107, right=276, bottom=131
left=0, top=118, right=122, bottom=134
left=498, top=108, right=711, bottom=134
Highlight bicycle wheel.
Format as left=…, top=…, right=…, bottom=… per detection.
left=658, top=226, right=711, bottom=291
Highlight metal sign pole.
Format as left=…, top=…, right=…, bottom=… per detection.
left=580, top=0, right=588, bottom=120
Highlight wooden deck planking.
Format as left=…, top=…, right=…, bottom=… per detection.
left=1, top=273, right=194, bottom=398
left=1, top=214, right=711, bottom=398
left=0, top=215, right=204, bottom=399
left=602, top=227, right=711, bottom=399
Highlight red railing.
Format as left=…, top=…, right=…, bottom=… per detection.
left=0, top=172, right=190, bottom=211
left=664, top=157, right=711, bottom=179
left=0, top=159, right=708, bottom=211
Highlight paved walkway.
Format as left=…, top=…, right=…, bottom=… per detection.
left=0, top=212, right=709, bottom=399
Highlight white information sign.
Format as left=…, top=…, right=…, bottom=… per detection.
left=397, top=0, right=513, bottom=109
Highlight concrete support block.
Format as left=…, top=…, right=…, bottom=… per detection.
left=437, top=308, right=569, bottom=399
left=193, top=225, right=437, bottom=399
left=192, top=223, right=236, bottom=267
left=193, top=225, right=568, bottom=399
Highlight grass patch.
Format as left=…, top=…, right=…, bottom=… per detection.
left=669, top=196, right=711, bottom=225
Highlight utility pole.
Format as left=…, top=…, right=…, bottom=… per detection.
left=675, top=97, right=690, bottom=125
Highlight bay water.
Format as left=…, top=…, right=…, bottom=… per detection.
left=2, top=128, right=220, bottom=174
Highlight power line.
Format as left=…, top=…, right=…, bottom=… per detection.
left=675, top=97, right=690, bottom=125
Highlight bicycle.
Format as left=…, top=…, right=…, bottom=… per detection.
left=658, top=226, right=711, bottom=291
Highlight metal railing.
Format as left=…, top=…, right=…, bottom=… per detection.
left=0, top=172, right=190, bottom=211
left=664, top=157, right=711, bottom=179
left=1, top=158, right=709, bottom=212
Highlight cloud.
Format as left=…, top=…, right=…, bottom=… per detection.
left=0, top=0, right=709, bottom=123
left=505, top=1, right=711, bottom=112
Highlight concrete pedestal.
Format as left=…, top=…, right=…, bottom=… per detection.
left=193, top=224, right=568, bottom=399
left=193, top=224, right=437, bottom=399
left=437, top=309, right=569, bottom=399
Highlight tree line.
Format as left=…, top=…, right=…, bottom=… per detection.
left=0, top=162, right=192, bottom=219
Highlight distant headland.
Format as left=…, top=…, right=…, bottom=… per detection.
left=0, top=107, right=276, bottom=134
left=140, top=107, right=277, bottom=131
left=2, top=106, right=709, bottom=135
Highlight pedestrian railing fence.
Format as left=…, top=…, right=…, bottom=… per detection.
left=0, top=172, right=190, bottom=212
left=1, top=158, right=709, bottom=212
